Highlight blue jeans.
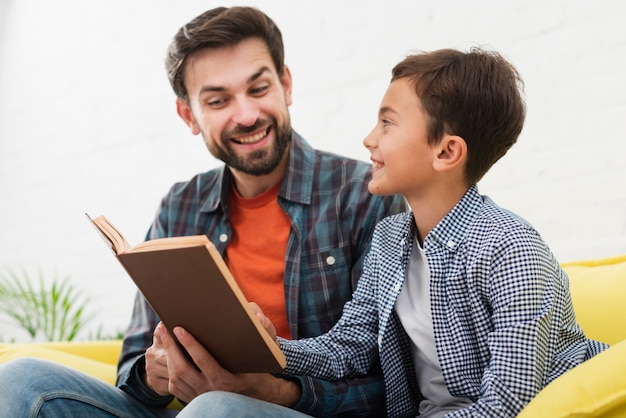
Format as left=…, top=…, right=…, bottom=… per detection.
left=177, top=391, right=311, bottom=418
left=0, top=358, right=310, bottom=417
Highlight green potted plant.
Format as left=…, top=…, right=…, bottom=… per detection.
left=0, top=267, right=96, bottom=342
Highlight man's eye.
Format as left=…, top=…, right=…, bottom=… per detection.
left=250, top=85, right=269, bottom=95
left=207, top=98, right=227, bottom=107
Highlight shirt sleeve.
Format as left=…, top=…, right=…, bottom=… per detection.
left=116, top=291, right=174, bottom=407
left=280, top=296, right=384, bottom=416
left=444, top=224, right=594, bottom=417
left=277, top=371, right=386, bottom=417
left=280, top=252, right=382, bottom=381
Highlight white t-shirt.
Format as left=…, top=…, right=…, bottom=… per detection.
left=395, top=239, right=472, bottom=417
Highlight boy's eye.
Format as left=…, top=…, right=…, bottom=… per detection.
left=381, top=118, right=392, bottom=126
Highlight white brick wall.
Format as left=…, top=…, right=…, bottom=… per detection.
left=1, top=0, right=625, bottom=341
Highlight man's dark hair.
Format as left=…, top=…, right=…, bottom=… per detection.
left=165, top=6, right=285, bottom=101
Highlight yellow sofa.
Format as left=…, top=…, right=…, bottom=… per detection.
left=0, top=254, right=625, bottom=417
left=0, top=340, right=122, bottom=385
left=517, top=254, right=626, bottom=417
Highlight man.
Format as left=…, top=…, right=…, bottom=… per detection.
left=0, top=6, right=405, bottom=418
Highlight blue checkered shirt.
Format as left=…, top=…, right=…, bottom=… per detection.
left=281, top=185, right=608, bottom=417
left=116, top=132, right=407, bottom=416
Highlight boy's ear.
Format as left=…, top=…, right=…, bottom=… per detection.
left=176, top=98, right=201, bottom=135
left=433, top=134, right=467, bottom=172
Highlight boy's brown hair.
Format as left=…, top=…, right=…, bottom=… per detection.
left=392, top=48, right=526, bottom=185
left=165, top=6, right=285, bottom=101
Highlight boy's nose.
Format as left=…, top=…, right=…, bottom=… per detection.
left=363, top=129, right=377, bottom=150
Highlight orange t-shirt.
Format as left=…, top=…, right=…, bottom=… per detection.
left=225, top=181, right=292, bottom=339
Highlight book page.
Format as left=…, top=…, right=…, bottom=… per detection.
left=87, top=214, right=212, bottom=254
left=130, top=235, right=210, bottom=253
left=86, top=213, right=130, bottom=254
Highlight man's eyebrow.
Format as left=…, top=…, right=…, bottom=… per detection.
left=198, top=66, right=271, bottom=95
left=247, top=66, right=270, bottom=84
left=199, top=85, right=225, bottom=94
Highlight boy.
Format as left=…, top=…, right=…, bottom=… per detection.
left=256, top=48, right=608, bottom=417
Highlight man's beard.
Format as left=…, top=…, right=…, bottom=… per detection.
left=213, top=117, right=291, bottom=176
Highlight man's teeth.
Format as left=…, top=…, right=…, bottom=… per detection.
left=235, top=131, right=266, bottom=144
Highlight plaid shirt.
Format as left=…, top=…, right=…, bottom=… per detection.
left=116, top=132, right=407, bottom=417
left=281, top=185, right=608, bottom=417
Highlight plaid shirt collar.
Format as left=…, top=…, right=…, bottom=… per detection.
left=199, top=130, right=313, bottom=214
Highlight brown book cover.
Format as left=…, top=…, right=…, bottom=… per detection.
left=86, top=213, right=286, bottom=373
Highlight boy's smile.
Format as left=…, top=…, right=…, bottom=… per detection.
left=371, top=160, right=384, bottom=170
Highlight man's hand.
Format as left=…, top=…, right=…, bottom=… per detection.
left=157, top=323, right=301, bottom=406
left=249, top=302, right=278, bottom=344
left=144, top=321, right=173, bottom=396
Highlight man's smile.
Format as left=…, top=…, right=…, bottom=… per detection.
left=231, top=127, right=270, bottom=145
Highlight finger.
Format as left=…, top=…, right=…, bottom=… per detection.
left=158, top=324, right=190, bottom=365
left=144, top=326, right=171, bottom=395
left=253, top=312, right=278, bottom=343
left=172, top=327, right=240, bottom=402
left=157, top=326, right=201, bottom=401
left=153, top=322, right=165, bottom=346
left=145, top=371, right=170, bottom=396
left=173, top=326, right=223, bottom=373
left=151, top=324, right=167, bottom=367
left=249, top=301, right=262, bottom=315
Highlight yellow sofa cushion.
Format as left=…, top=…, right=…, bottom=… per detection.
left=0, top=340, right=121, bottom=385
left=0, top=339, right=185, bottom=410
left=518, top=253, right=626, bottom=417
left=517, top=339, right=626, bottom=418
left=564, top=253, right=626, bottom=346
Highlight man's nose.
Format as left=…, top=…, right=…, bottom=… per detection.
left=232, top=97, right=260, bottom=127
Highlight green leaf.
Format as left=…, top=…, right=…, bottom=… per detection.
left=0, top=266, right=99, bottom=342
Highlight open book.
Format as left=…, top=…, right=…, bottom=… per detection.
left=86, top=213, right=286, bottom=373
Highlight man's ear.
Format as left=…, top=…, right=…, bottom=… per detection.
left=280, top=65, right=293, bottom=107
left=176, top=98, right=201, bottom=135
left=433, top=134, right=467, bottom=172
